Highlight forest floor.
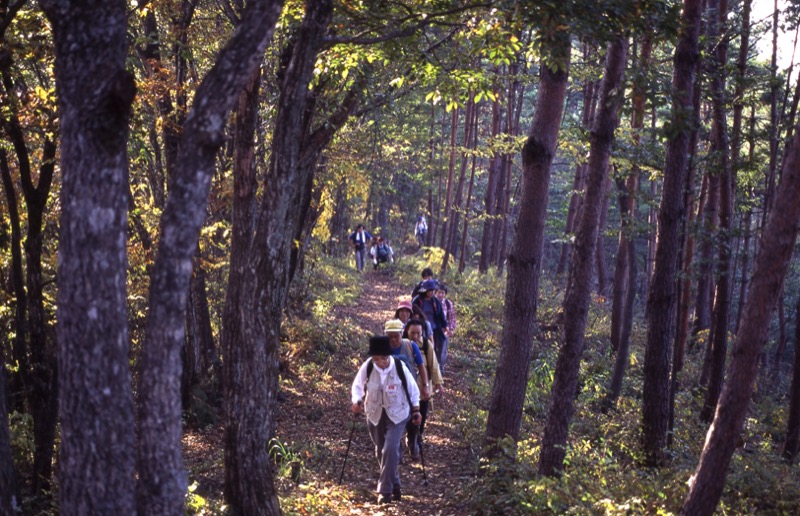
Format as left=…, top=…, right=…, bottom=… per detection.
left=183, top=265, right=478, bottom=515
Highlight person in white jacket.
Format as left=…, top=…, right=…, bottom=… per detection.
left=351, top=335, right=421, bottom=504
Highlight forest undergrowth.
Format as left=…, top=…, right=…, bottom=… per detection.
left=179, top=250, right=800, bottom=515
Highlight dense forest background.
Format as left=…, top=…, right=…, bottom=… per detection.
left=4, top=0, right=800, bottom=514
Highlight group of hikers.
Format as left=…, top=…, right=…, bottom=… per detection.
left=348, top=224, right=396, bottom=272
left=348, top=214, right=428, bottom=272
left=349, top=267, right=457, bottom=505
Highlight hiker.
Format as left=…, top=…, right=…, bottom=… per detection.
left=385, top=319, right=429, bottom=402
left=412, top=279, right=448, bottom=375
left=403, top=318, right=443, bottom=459
left=349, top=224, right=372, bottom=272
left=414, top=215, right=428, bottom=248
left=351, top=336, right=421, bottom=504
left=370, top=236, right=394, bottom=270
left=394, top=300, right=413, bottom=326
left=410, top=304, right=434, bottom=342
left=411, top=267, right=434, bottom=298
left=436, top=284, right=456, bottom=374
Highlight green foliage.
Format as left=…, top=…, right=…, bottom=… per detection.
left=269, top=437, right=304, bottom=483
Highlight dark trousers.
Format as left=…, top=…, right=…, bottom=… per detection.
left=405, top=399, right=429, bottom=451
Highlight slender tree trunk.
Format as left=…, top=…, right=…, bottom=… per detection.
left=700, top=0, right=732, bottom=423
left=443, top=97, right=476, bottom=271
left=0, top=151, right=29, bottom=411
left=483, top=34, right=570, bottom=454
left=0, top=358, right=18, bottom=514
left=440, top=108, right=459, bottom=248
left=41, top=0, right=137, bottom=511
left=680, top=123, right=800, bottom=516
left=480, top=98, right=502, bottom=273
left=642, top=0, right=703, bottom=467
left=595, top=173, right=611, bottom=296
left=783, top=299, right=800, bottom=463
left=538, top=36, right=627, bottom=476
left=136, top=1, right=284, bottom=513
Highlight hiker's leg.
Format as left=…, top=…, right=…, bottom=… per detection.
left=379, top=413, right=408, bottom=496
left=440, top=336, right=449, bottom=374
left=405, top=418, right=419, bottom=457
left=419, top=399, right=430, bottom=437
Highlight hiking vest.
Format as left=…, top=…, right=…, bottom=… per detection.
left=364, top=357, right=412, bottom=425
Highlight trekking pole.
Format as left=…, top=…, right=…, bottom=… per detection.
left=339, top=413, right=358, bottom=485
left=418, top=434, right=429, bottom=487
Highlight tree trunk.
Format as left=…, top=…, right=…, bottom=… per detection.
left=136, top=1, right=284, bottom=513
left=642, top=0, right=703, bottom=468
left=480, top=98, right=502, bottom=273
left=700, top=0, right=732, bottom=423
left=595, top=173, right=611, bottom=296
left=41, top=0, right=137, bottom=511
left=783, top=299, right=800, bottom=463
left=483, top=34, right=570, bottom=453
left=439, top=108, right=459, bottom=248
left=0, top=151, right=29, bottom=411
left=538, top=36, right=627, bottom=476
left=442, top=96, right=476, bottom=271
left=0, top=361, right=19, bottom=514
left=680, top=124, right=800, bottom=516
left=610, top=35, right=650, bottom=354
left=224, top=2, right=334, bottom=513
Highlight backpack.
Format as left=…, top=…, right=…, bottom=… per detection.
left=377, top=244, right=389, bottom=259
left=366, top=356, right=412, bottom=407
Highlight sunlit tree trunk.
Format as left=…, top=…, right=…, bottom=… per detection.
left=539, top=36, right=627, bottom=476
left=642, top=0, right=703, bottom=467
left=483, top=34, right=570, bottom=454
left=480, top=98, right=502, bottom=272
left=681, top=122, right=800, bottom=516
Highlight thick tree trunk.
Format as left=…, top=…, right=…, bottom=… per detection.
left=135, top=1, right=284, bottom=513
left=483, top=36, right=570, bottom=453
left=681, top=123, right=800, bottom=516
left=538, top=37, right=627, bottom=476
left=700, top=0, right=732, bottom=423
left=783, top=299, right=800, bottom=463
left=41, top=0, right=137, bottom=512
left=642, top=0, right=703, bottom=467
left=224, top=2, right=334, bottom=513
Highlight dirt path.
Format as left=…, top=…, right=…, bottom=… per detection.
left=183, top=267, right=475, bottom=514
left=280, top=267, right=474, bottom=515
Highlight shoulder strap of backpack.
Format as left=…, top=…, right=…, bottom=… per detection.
left=392, top=357, right=412, bottom=408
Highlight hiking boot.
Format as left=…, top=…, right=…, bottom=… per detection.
left=377, top=494, right=393, bottom=504
left=392, top=487, right=402, bottom=501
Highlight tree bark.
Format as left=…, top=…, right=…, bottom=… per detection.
left=0, top=358, right=18, bottom=514
left=680, top=123, right=800, bottom=516
left=538, top=36, right=627, bottom=476
left=700, top=0, right=732, bottom=423
left=136, top=1, right=284, bottom=513
left=641, top=0, right=703, bottom=467
left=483, top=34, right=570, bottom=453
left=223, top=1, right=334, bottom=513
left=783, top=299, right=800, bottom=463
left=480, top=98, right=502, bottom=273
left=40, top=0, right=137, bottom=512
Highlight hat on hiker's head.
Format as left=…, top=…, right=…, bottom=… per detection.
left=395, top=300, right=412, bottom=313
left=369, top=336, right=392, bottom=356
left=420, top=279, right=438, bottom=292
left=384, top=319, right=404, bottom=334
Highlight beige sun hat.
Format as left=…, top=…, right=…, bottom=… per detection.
left=384, top=319, right=404, bottom=333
